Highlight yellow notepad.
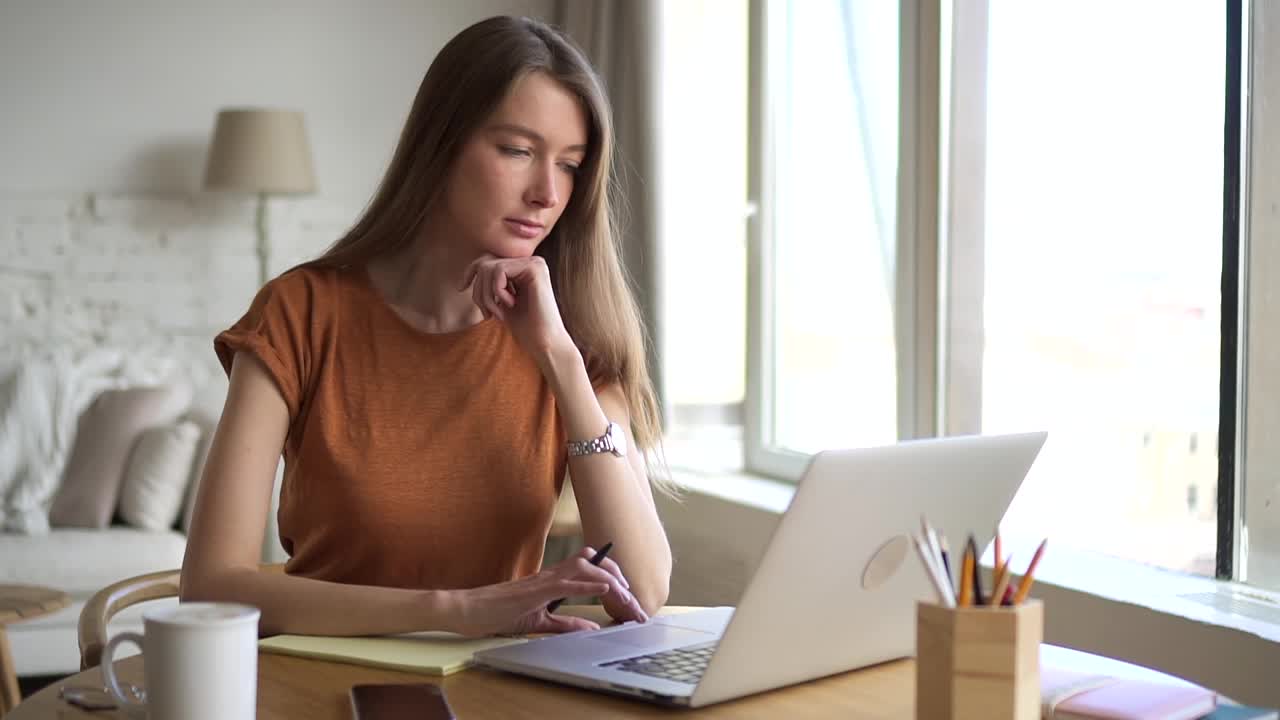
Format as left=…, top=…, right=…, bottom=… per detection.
left=258, top=631, right=526, bottom=676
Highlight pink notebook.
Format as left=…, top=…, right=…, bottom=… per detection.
left=1041, top=666, right=1217, bottom=720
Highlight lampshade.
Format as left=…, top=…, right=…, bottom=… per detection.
left=203, top=108, right=316, bottom=193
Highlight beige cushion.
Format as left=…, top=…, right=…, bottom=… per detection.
left=49, top=385, right=190, bottom=528
left=118, top=420, right=201, bottom=530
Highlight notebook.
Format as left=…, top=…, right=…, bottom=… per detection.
left=1041, top=666, right=1217, bottom=720
left=259, top=632, right=525, bottom=676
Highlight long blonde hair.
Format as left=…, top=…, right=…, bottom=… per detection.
left=304, top=16, right=669, bottom=489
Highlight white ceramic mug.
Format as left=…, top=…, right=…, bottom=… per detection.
left=101, top=602, right=260, bottom=720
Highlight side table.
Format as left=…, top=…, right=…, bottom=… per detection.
left=0, top=584, right=70, bottom=716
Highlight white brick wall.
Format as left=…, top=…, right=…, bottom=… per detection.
left=0, top=192, right=358, bottom=350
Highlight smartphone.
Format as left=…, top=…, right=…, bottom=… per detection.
left=349, top=683, right=457, bottom=720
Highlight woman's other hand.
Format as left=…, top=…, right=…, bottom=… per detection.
left=451, top=546, right=649, bottom=636
left=460, top=254, right=574, bottom=360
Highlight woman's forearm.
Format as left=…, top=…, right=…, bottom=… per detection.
left=180, top=567, right=460, bottom=637
left=570, top=471, right=673, bottom=614
left=539, top=343, right=673, bottom=614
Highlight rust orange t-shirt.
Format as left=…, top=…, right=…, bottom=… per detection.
left=214, top=265, right=568, bottom=590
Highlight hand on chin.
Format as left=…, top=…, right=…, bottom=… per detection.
left=460, top=253, right=573, bottom=361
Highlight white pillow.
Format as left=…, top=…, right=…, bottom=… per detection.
left=118, top=420, right=201, bottom=530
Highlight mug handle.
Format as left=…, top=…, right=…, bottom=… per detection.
left=101, top=631, right=148, bottom=714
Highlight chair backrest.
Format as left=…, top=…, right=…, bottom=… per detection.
left=78, top=564, right=284, bottom=669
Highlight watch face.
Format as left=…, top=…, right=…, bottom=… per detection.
left=608, top=422, right=627, bottom=457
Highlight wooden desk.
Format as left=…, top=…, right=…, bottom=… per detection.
left=9, top=606, right=915, bottom=719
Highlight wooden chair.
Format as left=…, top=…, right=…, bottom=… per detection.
left=77, top=564, right=284, bottom=670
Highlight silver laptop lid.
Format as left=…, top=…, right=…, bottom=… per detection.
left=691, top=432, right=1046, bottom=707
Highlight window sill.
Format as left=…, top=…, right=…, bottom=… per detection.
left=993, top=536, right=1280, bottom=645
left=669, top=464, right=794, bottom=515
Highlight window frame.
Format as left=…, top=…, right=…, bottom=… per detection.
left=745, top=0, right=808, bottom=480
left=1218, top=0, right=1245, bottom=581
left=1239, top=0, right=1278, bottom=587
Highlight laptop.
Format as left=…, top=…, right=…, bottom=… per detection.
left=475, top=432, right=1047, bottom=708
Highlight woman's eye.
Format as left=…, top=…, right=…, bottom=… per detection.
left=559, top=162, right=581, bottom=175
left=499, top=145, right=532, bottom=158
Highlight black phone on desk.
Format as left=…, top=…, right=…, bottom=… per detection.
left=349, top=683, right=456, bottom=720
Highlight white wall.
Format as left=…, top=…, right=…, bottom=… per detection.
left=0, top=0, right=554, bottom=198
left=0, top=0, right=555, bottom=350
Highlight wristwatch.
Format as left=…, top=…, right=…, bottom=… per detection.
left=567, top=421, right=627, bottom=458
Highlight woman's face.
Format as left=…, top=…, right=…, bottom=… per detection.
left=442, top=71, right=589, bottom=259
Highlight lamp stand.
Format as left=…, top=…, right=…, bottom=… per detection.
left=255, top=191, right=270, bottom=287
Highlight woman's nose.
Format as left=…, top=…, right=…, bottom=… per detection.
left=525, top=163, right=560, bottom=208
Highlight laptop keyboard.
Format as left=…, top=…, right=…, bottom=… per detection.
left=600, top=641, right=718, bottom=685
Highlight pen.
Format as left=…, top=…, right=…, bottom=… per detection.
left=939, top=536, right=954, bottom=594
left=547, top=542, right=613, bottom=613
left=1012, top=539, right=1048, bottom=604
left=913, top=533, right=954, bottom=607
left=919, top=518, right=955, bottom=604
left=919, top=517, right=941, bottom=572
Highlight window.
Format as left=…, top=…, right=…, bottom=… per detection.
left=660, top=0, right=749, bottom=473
left=661, top=0, right=1273, bottom=590
left=980, top=2, right=1224, bottom=576
left=751, top=0, right=900, bottom=479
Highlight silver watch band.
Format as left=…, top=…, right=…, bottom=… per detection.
left=567, top=421, right=624, bottom=458
left=567, top=434, right=614, bottom=457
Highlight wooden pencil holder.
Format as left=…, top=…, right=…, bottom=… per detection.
left=915, top=600, right=1043, bottom=720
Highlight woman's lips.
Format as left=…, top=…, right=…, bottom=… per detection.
left=504, top=219, right=543, bottom=238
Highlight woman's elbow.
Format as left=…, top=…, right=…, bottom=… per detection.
left=636, top=573, right=671, bottom=616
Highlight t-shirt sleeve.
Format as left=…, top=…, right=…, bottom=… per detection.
left=213, top=273, right=314, bottom=420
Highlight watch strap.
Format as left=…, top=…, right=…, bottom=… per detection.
left=567, top=423, right=616, bottom=457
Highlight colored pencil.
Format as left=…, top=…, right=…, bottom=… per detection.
left=1012, top=539, right=1048, bottom=604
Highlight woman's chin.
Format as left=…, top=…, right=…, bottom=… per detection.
left=486, top=240, right=539, bottom=259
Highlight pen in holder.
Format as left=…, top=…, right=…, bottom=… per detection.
left=915, top=599, right=1043, bottom=720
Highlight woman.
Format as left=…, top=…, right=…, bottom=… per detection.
left=180, top=15, right=673, bottom=638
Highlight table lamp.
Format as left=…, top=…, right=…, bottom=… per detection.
left=203, top=108, right=317, bottom=286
